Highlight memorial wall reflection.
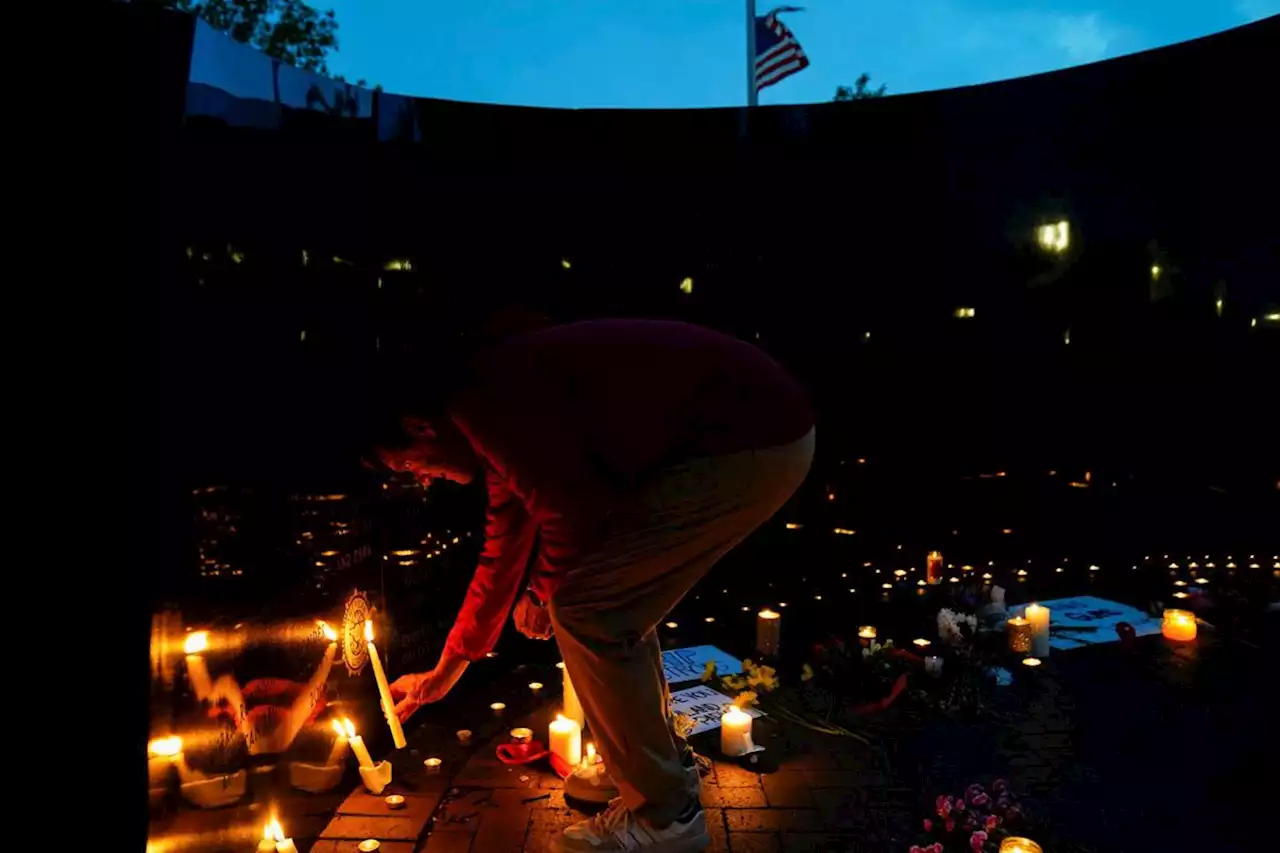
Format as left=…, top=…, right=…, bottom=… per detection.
left=148, top=473, right=477, bottom=851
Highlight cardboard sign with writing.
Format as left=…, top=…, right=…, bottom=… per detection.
left=1011, top=596, right=1162, bottom=650
left=661, top=645, right=744, bottom=685
left=670, top=685, right=764, bottom=736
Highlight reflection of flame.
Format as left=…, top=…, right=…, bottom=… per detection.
left=265, top=818, right=285, bottom=842
left=148, top=736, right=183, bottom=757
left=184, top=631, right=209, bottom=655
left=341, top=717, right=357, bottom=738
left=318, top=621, right=338, bottom=642
left=364, top=619, right=374, bottom=643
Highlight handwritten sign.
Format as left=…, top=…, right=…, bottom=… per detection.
left=661, top=645, right=744, bottom=685
left=670, top=685, right=763, bottom=736
left=1011, top=596, right=1162, bottom=650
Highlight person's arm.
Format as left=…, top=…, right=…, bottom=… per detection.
left=443, top=469, right=538, bottom=661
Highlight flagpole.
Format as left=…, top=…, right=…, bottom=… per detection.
left=746, top=0, right=758, bottom=107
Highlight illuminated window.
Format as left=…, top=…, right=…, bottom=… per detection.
left=561, top=259, right=572, bottom=269
left=1036, top=220, right=1070, bottom=253
left=1150, top=264, right=1161, bottom=280
left=679, top=277, right=694, bottom=294
left=953, top=307, right=976, bottom=319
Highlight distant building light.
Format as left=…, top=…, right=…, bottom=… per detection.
left=953, top=307, right=976, bottom=319
left=679, top=277, right=694, bottom=294
left=561, top=258, right=572, bottom=269
left=785, top=522, right=803, bottom=530
left=300, top=330, right=307, bottom=342
left=1036, top=220, right=1070, bottom=253
left=1215, top=298, right=1224, bottom=317
left=1264, top=313, right=1280, bottom=322
left=863, top=331, right=871, bottom=341
left=1150, top=264, right=1161, bottom=280
left=1063, top=328, right=1071, bottom=345
left=383, top=259, right=413, bottom=272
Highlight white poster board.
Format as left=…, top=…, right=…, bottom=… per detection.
left=661, top=645, right=744, bottom=685
left=1011, top=596, right=1162, bottom=650
left=669, top=685, right=764, bottom=735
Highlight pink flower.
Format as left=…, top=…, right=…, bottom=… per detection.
left=965, top=783, right=985, bottom=802
left=954, top=798, right=966, bottom=812
left=970, top=830, right=989, bottom=852
left=945, top=818, right=956, bottom=833
left=970, top=792, right=990, bottom=808
left=985, top=815, right=1001, bottom=831
left=936, top=795, right=954, bottom=818
left=923, top=819, right=933, bottom=832
left=991, top=778, right=1008, bottom=793
left=930, top=845, right=944, bottom=853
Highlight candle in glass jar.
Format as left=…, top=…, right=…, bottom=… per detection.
left=1162, top=609, right=1197, bottom=641
left=364, top=621, right=407, bottom=749
left=926, top=551, right=943, bottom=585
left=756, top=609, right=781, bottom=656
left=857, top=626, right=877, bottom=644
left=341, top=718, right=374, bottom=769
left=719, top=706, right=755, bottom=757
left=1006, top=617, right=1033, bottom=654
left=1024, top=604, right=1051, bottom=656
left=510, top=727, right=533, bottom=744
left=549, top=714, right=582, bottom=766
left=424, top=757, right=442, bottom=773
left=999, top=838, right=1043, bottom=853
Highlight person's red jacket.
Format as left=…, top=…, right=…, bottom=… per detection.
left=443, top=320, right=813, bottom=661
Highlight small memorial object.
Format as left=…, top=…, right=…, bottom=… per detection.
left=719, top=705, right=755, bottom=757
left=456, top=729, right=473, bottom=745
left=528, top=681, right=543, bottom=693
left=385, top=794, right=406, bottom=810
left=358, top=842, right=381, bottom=852
left=926, top=551, right=944, bottom=585
left=582, top=742, right=599, bottom=769
left=510, top=727, right=533, bottom=744
left=424, top=757, right=442, bottom=773
left=756, top=608, right=781, bottom=656
left=1021, top=657, right=1042, bottom=668
left=1025, top=604, right=1051, bottom=656
left=1162, top=609, right=1197, bottom=642
left=340, top=718, right=374, bottom=769
left=364, top=621, right=407, bottom=749
left=359, top=760, right=394, bottom=795
left=490, top=702, right=506, bottom=715
left=1000, top=838, right=1043, bottom=853
left=549, top=714, right=582, bottom=766
left=858, top=626, right=877, bottom=645
left=1007, top=617, right=1033, bottom=654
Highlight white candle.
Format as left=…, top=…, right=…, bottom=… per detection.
left=548, top=713, right=582, bottom=766
left=327, top=718, right=350, bottom=766
left=561, top=663, right=585, bottom=727
left=756, top=609, right=781, bottom=656
left=364, top=621, right=407, bottom=749
left=719, top=706, right=754, bottom=757
left=341, top=718, right=375, bottom=769
left=183, top=631, right=214, bottom=700
left=1025, top=604, right=1051, bottom=657
left=148, top=736, right=183, bottom=788
left=261, top=819, right=299, bottom=853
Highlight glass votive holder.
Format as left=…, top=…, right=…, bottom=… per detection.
left=999, top=838, right=1043, bottom=853
left=1007, top=617, right=1033, bottom=654
left=509, top=727, right=533, bottom=744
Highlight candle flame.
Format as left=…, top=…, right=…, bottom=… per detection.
left=586, top=742, right=596, bottom=760
left=264, top=818, right=284, bottom=842
left=341, top=717, right=357, bottom=738
left=148, top=736, right=183, bottom=757
left=183, top=631, right=208, bottom=655
left=728, top=705, right=740, bottom=714
left=759, top=609, right=780, bottom=620
left=364, top=620, right=374, bottom=643
left=318, top=621, right=338, bottom=642
left=331, top=719, right=346, bottom=737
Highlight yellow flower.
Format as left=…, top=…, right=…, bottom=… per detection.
left=721, top=675, right=746, bottom=691
left=700, top=661, right=717, bottom=683
left=733, top=691, right=759, bottom=709
left=801, top=663, right=814, bottom=682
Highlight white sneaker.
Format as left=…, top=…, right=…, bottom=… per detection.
left=558, top=797, right=710, bottom=852
left=564, top=761, right=621, bottom=804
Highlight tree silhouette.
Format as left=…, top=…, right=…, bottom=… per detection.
left=834, top=73, right=887, bottom=101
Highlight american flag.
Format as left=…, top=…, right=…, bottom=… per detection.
left=754, top=7, right=810, bottom=92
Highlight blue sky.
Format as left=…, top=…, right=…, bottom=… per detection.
left=316, top=1, right=1276, bottom=108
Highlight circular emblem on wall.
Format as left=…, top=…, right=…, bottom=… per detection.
left=342, top=589, right=372, bottom=675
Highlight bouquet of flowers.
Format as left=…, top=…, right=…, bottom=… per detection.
left=912, top=778, right=1024, bottom=853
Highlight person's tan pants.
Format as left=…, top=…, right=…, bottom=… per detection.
left=549, top=428, right=815, bottom=825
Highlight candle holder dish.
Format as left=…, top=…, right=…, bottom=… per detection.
left=179, top=768, right=248, bottom=809
left=288, top=760, right=345, bottom=793
left=359, top=760, right=393, bottom=795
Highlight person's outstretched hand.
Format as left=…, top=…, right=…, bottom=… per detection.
left=514, top=591, right=553, bottom=640
left=393, top=651, right=470, bottom=723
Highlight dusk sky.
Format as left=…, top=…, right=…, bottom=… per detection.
left=318, top=1, right=1276, bottom=108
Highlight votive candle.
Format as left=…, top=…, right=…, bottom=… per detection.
left=1162, top=609, right=1197, bottom=642
left=756, top=609, right=781, bottom=656
left=549, top=714, right=582, bottom=766
left=1007, top=617, right=1033, bottom=654
left=926, top=551, right=944, bottom=585
left=999, top=838, right=1043, bottom=853
left=719, top=705, right=755, bottom=757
